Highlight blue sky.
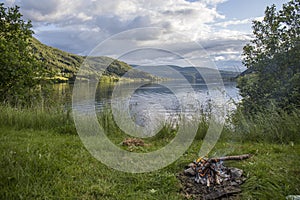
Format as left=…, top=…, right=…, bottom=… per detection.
left=2, top=0, right=287, bottom=71
left=218, top=0, right=283, bottom=19
left=217, top=0, right=283, bottom=31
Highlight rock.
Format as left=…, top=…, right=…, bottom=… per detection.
left=184, top=167, right=196, bottom=176
left=229, top=167, right=243, bottom=179
left=188, top=162, right=196, bottom=168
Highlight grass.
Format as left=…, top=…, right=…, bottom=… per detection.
left=0, top=127, right=182, bottom=200
left=0, top=127, right=299, bottom=199
left=213, top=142, right=300, bottom=199
left=0, top=104, right=75, bottom=134
left=230, top=108, right=300, bottom=144
left=0, top=105, right=299, bottom=199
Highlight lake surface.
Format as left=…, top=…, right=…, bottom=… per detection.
left=58, top=80, right=240, bottom=128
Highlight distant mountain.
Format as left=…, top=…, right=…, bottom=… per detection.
left=130, top=65, right=241, bottom=83
left=30, top=38, right=156, bottom=82
left=238, top=67, right=254, bottom=77
left=177, top=66, right=240, bottom=82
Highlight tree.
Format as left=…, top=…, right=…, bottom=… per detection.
left=238, top=0, right=300, bottom=113
left=0, top=3, right=47, bottom=106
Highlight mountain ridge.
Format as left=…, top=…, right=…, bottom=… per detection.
left=130, top=64, right=240, bottom=83
left=30, top=38, right=156, bottom=82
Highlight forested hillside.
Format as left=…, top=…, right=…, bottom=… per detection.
left=30, top=38, right=154, bottom=82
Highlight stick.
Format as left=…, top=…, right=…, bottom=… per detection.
left=197, top=154, right=252, bottom=171
left=212, top=154, right=252, bottom=161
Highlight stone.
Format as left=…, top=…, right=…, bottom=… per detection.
left=229, top=167, right=243, bottom=179
left=184, top=167, right=196, bottom=176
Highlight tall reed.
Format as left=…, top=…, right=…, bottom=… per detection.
left=0, top=104, right=75, bottom=134
left=230, top=107, right=300, bottom=143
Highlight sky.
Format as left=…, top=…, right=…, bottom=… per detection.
left=2, top=0, right=286, bottom=71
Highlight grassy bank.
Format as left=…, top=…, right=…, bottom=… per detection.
left=0, top=105, right=299, bottom=199
left=229, top=108, right=300, bottom=144
left=0, top=105, right=75, bottom=134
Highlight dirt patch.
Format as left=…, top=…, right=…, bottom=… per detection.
left=122, top=138, right=145, bottom=146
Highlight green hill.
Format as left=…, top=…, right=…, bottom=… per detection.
left=29, top=38, right=155, bottom=82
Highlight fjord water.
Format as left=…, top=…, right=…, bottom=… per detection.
left=57, top=80, right=240, bottom=127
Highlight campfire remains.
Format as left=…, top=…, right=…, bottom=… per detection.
left=179, top=154, right=251, bottom=199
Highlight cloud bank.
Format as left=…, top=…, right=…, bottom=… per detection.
left=4, top=0, right=253, bottom=71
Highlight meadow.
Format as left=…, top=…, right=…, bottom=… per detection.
left=0, top=105, right=299, bottom=199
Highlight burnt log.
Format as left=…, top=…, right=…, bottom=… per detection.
left=212, top=154, right=252, bottom=161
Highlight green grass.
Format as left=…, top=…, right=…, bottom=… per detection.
left=0, top=127, right=299, bottom=199
left=0, top=105, right=299, bottom=199
left=0, top=105, right=75, bottom=134
left=212, top=142, right=300, bottom=199
left=230, top=108, right=300, bottom=144
left=0, top=127, right=182, bottom=200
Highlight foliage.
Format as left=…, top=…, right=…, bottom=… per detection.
left=30, top=37, right=84, bottom=82
left=238, top=0, right=300, bottom=113
left=0, top=4, right=48, bottom=106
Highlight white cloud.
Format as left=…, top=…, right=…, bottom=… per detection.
left=214, top=16, right=265, bottom=28
left=215, top=18, right=250, bottom=28
left=215, top=55, right=226, bottom=61
left=253, top=16, right=264, bottom=22
left=5, top=0, right=15, bottom=6
left=77, top=12, right=93, bottom=22
left=15, top=0, right=226, bottom=35
left=4, top=0, right=251, bottom=69
left=202, top=0, right=228, bottom=6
